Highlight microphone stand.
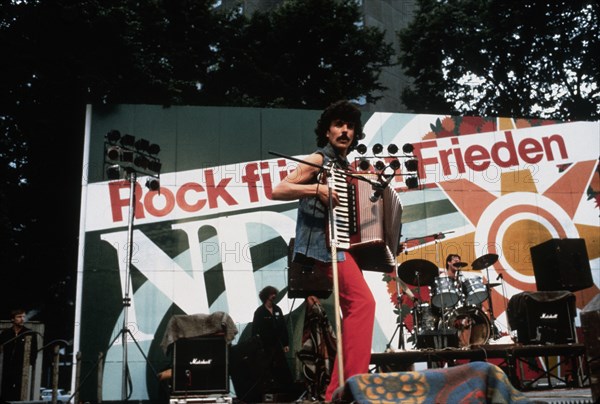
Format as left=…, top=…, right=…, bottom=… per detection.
left=268, top=150, right=380, bottom=189
left=325, top=163, right=345, bottom=387
left=485, top=266, right=501, bottom=339
left=386, top=272, right=416, bottom=352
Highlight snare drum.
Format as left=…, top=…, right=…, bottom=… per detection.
left=461, top=276, right=488, bottom=306
left=413, top=303, right=441, bottom=349
left=413, top=303, right=439, bottom=333
left=431, top=276, right=460, bottom=309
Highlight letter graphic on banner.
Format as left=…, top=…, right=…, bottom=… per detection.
left=101, top=230, right=210, bottom=317
left=173, top=212, right=296, bottom=322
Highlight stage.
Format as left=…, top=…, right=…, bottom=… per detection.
left=370, top=343, right=588, bottom=391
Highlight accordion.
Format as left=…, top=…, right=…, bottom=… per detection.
left=328, top=173, right=403, bottom=273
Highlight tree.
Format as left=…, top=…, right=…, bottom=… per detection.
left=0, top=0, right=233, bottom=343
left=399, top=0, right=600, bottom=120
left=202, top=0, right=395, bottom=109
left=0, top=0, right=394, bottom=343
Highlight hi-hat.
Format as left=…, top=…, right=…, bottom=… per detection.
left=472, top=253, right=499, bottom=270
left=454, top=262, right=468, bottom=268
left=398, top=259, right=438, bottom=286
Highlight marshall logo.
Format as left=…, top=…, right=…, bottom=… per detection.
left=540, top=313, right=558, bottom=320
left=189, top=358, right=213, bottom=366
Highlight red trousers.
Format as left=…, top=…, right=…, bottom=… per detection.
left=321, top=253, right=375, bottom=401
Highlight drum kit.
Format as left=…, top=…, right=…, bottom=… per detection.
left=397, top=254, right=501, bottom=349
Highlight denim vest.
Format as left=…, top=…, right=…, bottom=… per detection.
left=292, top=143, right=347, bottom=263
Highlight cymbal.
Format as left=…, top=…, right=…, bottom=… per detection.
left=454, top=262, right=468, bottom=268
left=398, top=259, right=438, bottom=286
left=471, top=253, right=499, bottom=270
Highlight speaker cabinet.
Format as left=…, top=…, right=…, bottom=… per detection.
left=172, top=336, right=228, bottom=395
left=507, top=291, right=576, bottom=345
left=229, top=337, right=268, bottom=403
left=581, top=294, right=600, bottom=402
left=530, top=238, right=593, bottom=292
left=287, top=238, right=332, bottom=299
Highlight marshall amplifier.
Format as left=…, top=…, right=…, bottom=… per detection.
left=507, top=291, right=576, bottom=345
left=172, top=336, right=229, bottom=395
left=581, top=293, right=600, bottom=402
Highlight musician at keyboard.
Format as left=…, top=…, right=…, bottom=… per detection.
left=272, top=100, right=376, bottom=402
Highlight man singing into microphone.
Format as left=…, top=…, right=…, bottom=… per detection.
left=273, top=100, right=375, bottom=401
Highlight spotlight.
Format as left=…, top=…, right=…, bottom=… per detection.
left=121, top=150, right=134, bottom=163
left=120, top=134, right=135, bottom=147
left=356, top=144, right=368, bottom=155
left=106, top=165, right=121, bottom=180
left=406, top=176, right=419, bottom=189
left=148, top=143, right=161, bottom=155
left=372, top=143, right=383, bottom=155
left=402, top=143, right=415, bottom=154
left=134, top=155, right=149, bottom=169
left=134, top=138, right=150, bottom=152
left=147, top=160, right=162, bottom=174
left=404, top=159, right=419, bottom=172
left=389, top=159, right=401, bottom=171
left=146, top=178, right=160, bottom=191
left=358, top=159, right=371, bottom=171
left=103, top=131, right=161, bottom=183
left=106, top=130, right=121, bottom=144
left=387, top=144, right=399, bottom=155
left=374, top=160, right=385, bottom=171
left=106, top=146, right=121, bottom=162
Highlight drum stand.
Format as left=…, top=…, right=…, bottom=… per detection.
left=432, top=237, right=460, bottom=349
left=484, top=266, right=501, bottom=339
left=410, top=270, right=432, bottom=350
left=386, top=273, right=417, bottom=351
left=386, top=274, right=406, bottom=351
left=433, top=239, right=450, bottom=338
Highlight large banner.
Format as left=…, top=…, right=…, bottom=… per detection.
left=74, top=104, right=599, bottom=400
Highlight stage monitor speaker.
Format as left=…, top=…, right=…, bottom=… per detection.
left=287, top=238, right=332, bottom=299
left=507, top=291, right=576, bottom=345
left=530, top=238, right=593, bottom=292
left=172, top=336, right=228, bottom=395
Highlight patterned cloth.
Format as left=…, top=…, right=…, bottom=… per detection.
left=297, top=297, right=337, bottom=401
left=160, top=311, right=238, bottom=353
left=340, top=361, right=531, bottom=403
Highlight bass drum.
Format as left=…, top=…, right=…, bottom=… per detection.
left=447, top=306, right=491, bottom=347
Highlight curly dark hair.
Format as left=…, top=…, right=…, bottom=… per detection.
left=315, top=100, right=363, bottom=152
left=258, top=285, right=279, bottom=303
left=446, top=254, right=461, bottom=269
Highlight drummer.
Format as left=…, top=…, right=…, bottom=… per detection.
left=441, top=254, right=463, bottom=279
left=442, top=254, right=473, bottom=344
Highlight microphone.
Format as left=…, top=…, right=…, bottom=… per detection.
left=496, top=273, right=503, bottom=281
left=369, top=185, right=385, bottom=202
left=370, top=175, right=394, bottom=202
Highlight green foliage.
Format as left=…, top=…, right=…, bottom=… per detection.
left=0, top=0, right=394, bottom=332
left=399, top=0, right=600, bottom=120
left=203, top=0, right=395, bottom=108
